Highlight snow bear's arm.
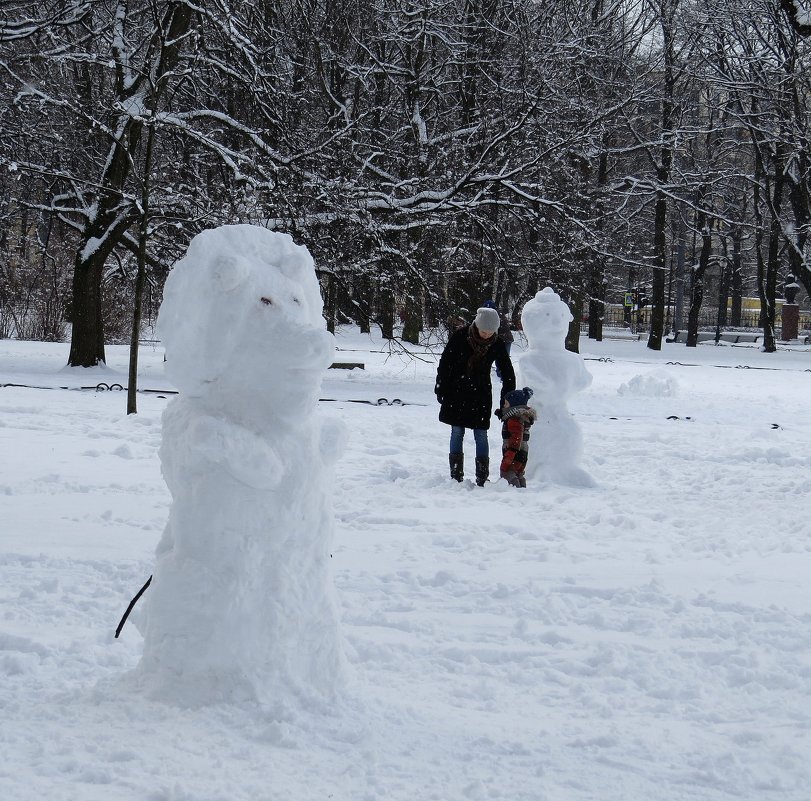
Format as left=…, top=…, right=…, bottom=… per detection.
left=195, top=416, right=284, bottom=488
left=161, top=403, right=283, bottom=490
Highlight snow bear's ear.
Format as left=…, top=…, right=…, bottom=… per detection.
left=210, top=254, right=250, bottom=293
left=158, top=232, right=256, bottom=394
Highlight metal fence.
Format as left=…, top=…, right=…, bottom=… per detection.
left=592, top=304, right=811, bottom=333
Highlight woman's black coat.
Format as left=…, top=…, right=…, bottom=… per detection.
left=435, top=325, right=516, bottom=430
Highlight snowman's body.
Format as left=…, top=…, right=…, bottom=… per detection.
left=137, top=225, right=345, bottom=707
left=517, top=288, right=594, bottom=488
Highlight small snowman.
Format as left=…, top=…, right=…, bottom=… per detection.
left=136, top=224, right=346, bottom=707
left=517, top=287, right=595, bottom=487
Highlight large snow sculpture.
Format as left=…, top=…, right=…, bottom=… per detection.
left=137, top=224, right=346, bottom=707
left=517, top=287, right=595, bottom=487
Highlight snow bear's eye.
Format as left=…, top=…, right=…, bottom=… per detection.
left=291, top=296, right=301, bottom=305
left=260, top=296, right=273, bottom=306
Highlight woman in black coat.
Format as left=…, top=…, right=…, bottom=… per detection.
left=435, top=307, right=516, bottom=485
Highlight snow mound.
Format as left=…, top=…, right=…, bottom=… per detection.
left=618, top=371, right=679, bottom=398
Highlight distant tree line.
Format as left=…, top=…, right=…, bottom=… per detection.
left=1, top=0, right=810, bottom=363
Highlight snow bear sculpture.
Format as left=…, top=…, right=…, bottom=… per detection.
left=137, top=225, right=346, bottom=707
left=517, top=287, right=595, bottom=488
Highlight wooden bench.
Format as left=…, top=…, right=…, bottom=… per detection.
left=329, top=362, right=365, bottom=369
left=666, top=331, right=714, bottom=343
left=666, top=330, right=760, bottom=344
left=720, top=332, right=761, bottom=343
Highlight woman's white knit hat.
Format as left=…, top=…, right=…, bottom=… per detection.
left=474, top=307, right=500, bottom=333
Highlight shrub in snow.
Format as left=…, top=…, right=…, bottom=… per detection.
left=136, top=225, right=346, bottom=707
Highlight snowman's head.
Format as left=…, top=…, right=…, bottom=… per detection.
left=521, top=287, right=572, bottom=345
left=157, top=225, right=332, bottom=419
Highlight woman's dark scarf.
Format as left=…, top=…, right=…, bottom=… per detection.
left=466, top=324, right=496, bottom=374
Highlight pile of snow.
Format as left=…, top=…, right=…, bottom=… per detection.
left=618, top=370, right=679, bottom=397
left=135, top=225, right=346, bottom=707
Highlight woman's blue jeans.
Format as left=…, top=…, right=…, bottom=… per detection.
left=450, top=426, right=489, bottom=458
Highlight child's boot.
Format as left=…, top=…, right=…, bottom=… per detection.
left=449, top=453, right=464, bottom=482
left=475, top=457, right=489, bottom=487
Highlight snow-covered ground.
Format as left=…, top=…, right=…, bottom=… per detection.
left=1, top=328, right=810, bottom=801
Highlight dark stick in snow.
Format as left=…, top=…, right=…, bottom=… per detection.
left=114, top=576, right=152, bottom=639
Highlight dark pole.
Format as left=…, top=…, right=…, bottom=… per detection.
left=127, top=116, right=155, bottom=414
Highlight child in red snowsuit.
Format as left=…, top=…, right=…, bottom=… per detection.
left=499, top=387, right=536, bottom=488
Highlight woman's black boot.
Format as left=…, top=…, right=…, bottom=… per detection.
left=449, top=453, right=464, bottom=482
left=475, top=457, right=489, bottom=487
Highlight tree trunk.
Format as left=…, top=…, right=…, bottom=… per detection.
left=402, top=283, right=422, bottom=345
left=587, top=151, right=609, bottom=342
left=648, top=182, right=668, bottom=350
left=378, top=281, right=395, bottom=339
left=68, top=255, right=106, bottom=366
left=757, top=146, right=784, bottom=354
left=786, top=146, right=811, bottom=298
left=587, top=272, right=605, bottom=342
left=714, top=251, right=730, bottom=343
left=356, top=274, right=371, bottom=334
left=761, top=204, right=781, bottom=353
left=624, top=266, right=635, bottom=329
left=673, top=215, right=687, bottom=333
left=324, top=273, right=336, bottom=334
left=686, top=207, right=712, bottom=348
left=647, top=5, right=677, bottom=352
left=565, top=290, right=583, bottom=353
left=730, top=227, right=743, bottom=327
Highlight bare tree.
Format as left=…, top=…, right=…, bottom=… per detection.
left=780, top=0, right=811, bottom=35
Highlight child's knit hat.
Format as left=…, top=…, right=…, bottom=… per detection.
left=505, top=386, right=533, bottom=407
